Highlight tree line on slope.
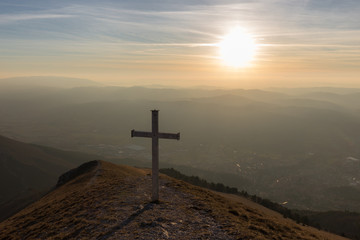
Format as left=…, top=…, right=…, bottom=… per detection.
left=160, top=168, right=360, bottom=239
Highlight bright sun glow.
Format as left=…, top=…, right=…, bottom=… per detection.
left=219, top=27, right=257, bottom=68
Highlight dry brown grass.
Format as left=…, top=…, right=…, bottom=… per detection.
left=0, top=161, right=349, bottom=240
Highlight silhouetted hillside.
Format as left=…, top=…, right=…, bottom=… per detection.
left=0, top=135, right=100, bottom=221
left=0, top=161, right=347, bottom=239
left=298, top=211, right=360, bottom=240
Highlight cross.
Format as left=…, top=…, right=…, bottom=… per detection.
left=131, top=110, right=180, bottom=202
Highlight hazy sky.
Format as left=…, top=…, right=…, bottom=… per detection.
left=1, top=0, right=359, bottom=88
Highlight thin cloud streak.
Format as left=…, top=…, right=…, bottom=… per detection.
left=260, top=44, right=360, bottom=48
left=0, top=13, right=73, bottom=24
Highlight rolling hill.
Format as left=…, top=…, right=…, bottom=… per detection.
left=0, top=160, right=347, bottom=239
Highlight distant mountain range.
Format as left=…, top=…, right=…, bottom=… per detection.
left=0, top=160, right=346, bottom=240
left=0, top=76, right=102, bottom=89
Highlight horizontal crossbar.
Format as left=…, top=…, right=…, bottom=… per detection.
left=131, top=130, right=180, bottom=140
left=131, top=130, right=152, bottom=138
left=158, top=132, right=180, bottom=140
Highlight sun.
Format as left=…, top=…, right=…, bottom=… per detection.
left=218, top=27, right=257, bottom=68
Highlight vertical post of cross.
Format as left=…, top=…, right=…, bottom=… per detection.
left=151, top=110, right=159, bottom=202
left=131, top=110, right=180, bottom=203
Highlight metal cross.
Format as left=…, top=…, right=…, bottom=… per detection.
left=131, top=110, right=180, bottom=202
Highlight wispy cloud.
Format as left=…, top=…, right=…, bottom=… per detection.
left=0, top=13, right=73, bottom=24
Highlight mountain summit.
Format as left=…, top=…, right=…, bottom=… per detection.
left=0, top=161, right=346, bottom=239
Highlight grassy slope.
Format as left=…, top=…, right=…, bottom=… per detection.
left=0, top=161, right=347, bottom=240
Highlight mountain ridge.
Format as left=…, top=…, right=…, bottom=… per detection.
left=0, top=160, right=347, bottom=239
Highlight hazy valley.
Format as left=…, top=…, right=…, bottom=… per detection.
left=1, top=77, right=360, bottom=214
